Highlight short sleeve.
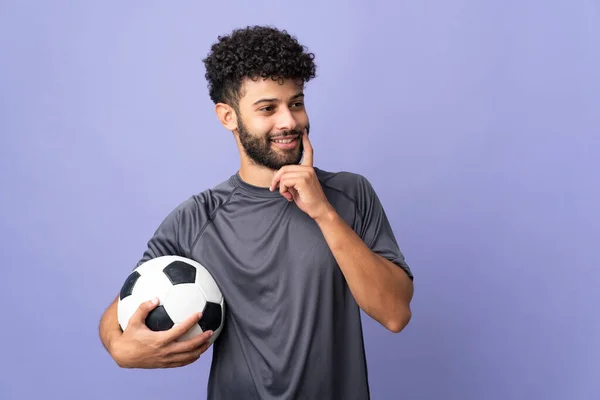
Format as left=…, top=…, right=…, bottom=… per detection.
left=134, top=197, right=201, bottom=269
left=357, top=176, right=413, bottom=281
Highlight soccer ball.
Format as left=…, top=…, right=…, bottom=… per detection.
left=117, top=255, right=225, bottom=344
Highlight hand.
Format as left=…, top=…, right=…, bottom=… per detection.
left=269, top=129, right=334, bottom=221
left=111, top=298, right=213, bottom=369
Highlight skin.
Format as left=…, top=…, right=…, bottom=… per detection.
left=99, top=76, right=413, bottom=370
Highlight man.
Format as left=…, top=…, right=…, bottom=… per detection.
left=99, top=25, right=414, bottom=399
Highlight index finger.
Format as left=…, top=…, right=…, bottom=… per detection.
left=160, top=312, right=202, bottom=342
left=300, top=128, right=313, bottom=167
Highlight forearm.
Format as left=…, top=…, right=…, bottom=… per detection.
left=99, top=296, right=123, bottom=355
left=315, top=208, right=413, bottom=333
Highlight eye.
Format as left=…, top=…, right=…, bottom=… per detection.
left=291, top=102, right=304, bottom=109
left=259, top=106, right=275, bottom=112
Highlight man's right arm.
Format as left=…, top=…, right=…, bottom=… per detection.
left=99, top=295, right=121, bottom=359
left=99, top=197, right=213, bottom=369
left=99, top=293, right=213, bottom=369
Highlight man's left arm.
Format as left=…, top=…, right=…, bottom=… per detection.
left=314, top=188, right=414, bottom=333
left=269, top=131, right=413, bottom=333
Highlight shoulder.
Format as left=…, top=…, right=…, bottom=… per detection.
left=167, top=175, right=238, bottom=230
left=190, top=176, right=237, bottom=213
left=315, top=167, right=377, bottom=209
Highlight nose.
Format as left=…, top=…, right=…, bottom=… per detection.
left=274, top=107, right=299, bottom=133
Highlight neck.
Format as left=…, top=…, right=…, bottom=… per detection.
left=237, top=160, right=278, bottom=188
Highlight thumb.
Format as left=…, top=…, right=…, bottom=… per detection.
left=130, top=297, right=159, bottom=327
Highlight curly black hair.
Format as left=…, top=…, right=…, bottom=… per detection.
left=202, top=25, right=317, bottom=108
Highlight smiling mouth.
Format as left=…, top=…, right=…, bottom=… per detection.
left=269, top=135, right=299, bottom=150
left=271, top=138, right=296, bottom=144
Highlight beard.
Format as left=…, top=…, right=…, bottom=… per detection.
left=237, top=117, right=307, bottom=170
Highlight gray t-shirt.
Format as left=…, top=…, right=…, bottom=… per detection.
left=135, top=167, right=413, bottom=399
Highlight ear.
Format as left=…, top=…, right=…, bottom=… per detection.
left=215, top=103, right=238, bottom=131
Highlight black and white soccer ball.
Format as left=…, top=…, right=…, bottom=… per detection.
left=117, top=255, right=225, bottom=344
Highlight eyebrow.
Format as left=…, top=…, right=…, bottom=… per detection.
left=252, top=92, right=304, bottom=106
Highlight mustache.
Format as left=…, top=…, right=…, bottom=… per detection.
left=267, top=126, right=309, bottom=140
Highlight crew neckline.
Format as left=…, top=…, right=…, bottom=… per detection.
left=229, top=171, right=283, bottom=198
left=229, top=168, right=323, bottom=198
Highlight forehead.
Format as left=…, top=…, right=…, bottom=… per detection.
left=238, top=77, right=304, bottom=105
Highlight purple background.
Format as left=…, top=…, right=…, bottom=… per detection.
left=1, top=1, right=599, bottom=399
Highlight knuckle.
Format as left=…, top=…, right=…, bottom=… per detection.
left=193, top=339, right=206, bottom=349
left=155, top=340, right=168, bottom=352
left=180, top=343, right=193, bottom=353
left=153, top=336, right=165, bottom=347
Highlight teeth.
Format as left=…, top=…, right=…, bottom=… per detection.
left=273, top=138, right=294, bottom=144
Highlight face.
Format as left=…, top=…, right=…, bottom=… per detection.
left=233, top=78, right=310, bottom=170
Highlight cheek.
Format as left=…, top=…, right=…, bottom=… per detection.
left=296, top=113, right=309, bottom=128
left=250, top=119, right=275, bottom=137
